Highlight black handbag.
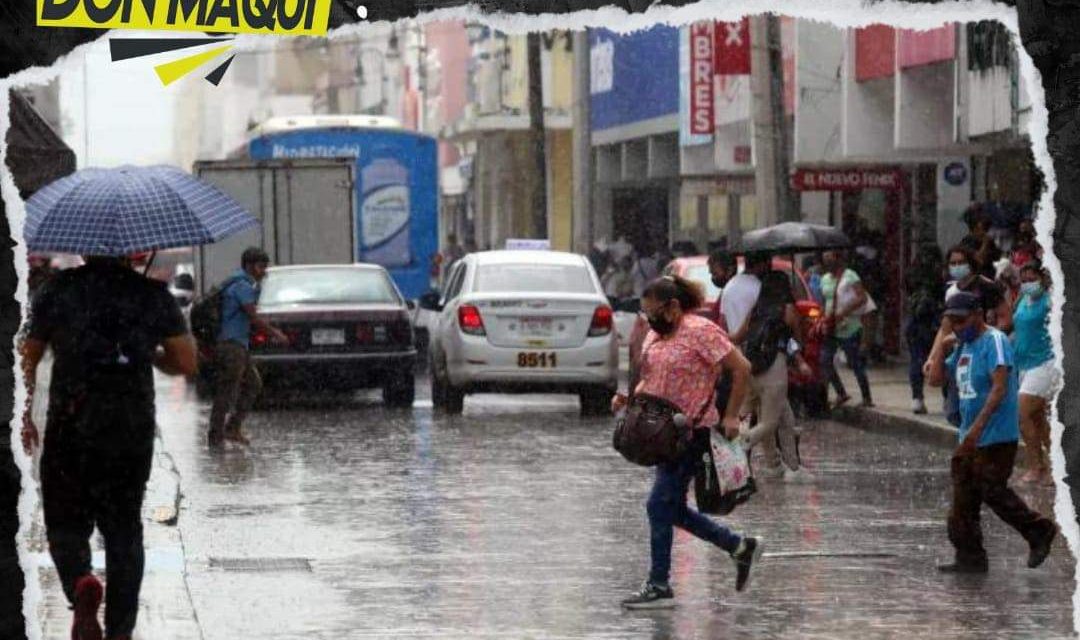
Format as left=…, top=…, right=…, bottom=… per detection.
left=612, top=393, right=692, bottom=467
left=612, top=392, right=715, bottom=467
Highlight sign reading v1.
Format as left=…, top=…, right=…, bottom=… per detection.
left=37, top=0, right=333, bottom=85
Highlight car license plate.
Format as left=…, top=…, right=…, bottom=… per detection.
left=520, top=318, right=553, bottom=336
left=311, top=328, right=345, bottom=346
left=517, top=352, right=557, bottom=368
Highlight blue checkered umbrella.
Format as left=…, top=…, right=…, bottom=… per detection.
left=24, top=164, right=259, bottom=255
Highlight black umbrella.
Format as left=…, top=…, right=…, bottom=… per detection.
left=736, top=222, right=851, bottom=255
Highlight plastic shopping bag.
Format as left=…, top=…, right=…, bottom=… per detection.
left=694, top=427, right=756, bottom=515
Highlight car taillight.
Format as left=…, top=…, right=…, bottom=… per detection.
left=390, top=317, right=413, bottom=344
left=356, top=324, right=374, bottom=343
left=805, top=307, right=821, bottom=319
left=458, top=304, right=486, bottom=336
left=251, top=329, right=269, bottom=348
left=589, top=305, right=613, bottom=337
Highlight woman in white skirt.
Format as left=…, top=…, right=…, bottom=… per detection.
left=1012, top=262, right=1059, bottom=485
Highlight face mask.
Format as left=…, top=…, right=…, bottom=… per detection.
left=949, top=264, right=972, bottom=281
left=1021, top=282, right=1044, bottom=298
left=954, top=324, right=979, bottom=344
left=646, top=312, right=675, bottom=335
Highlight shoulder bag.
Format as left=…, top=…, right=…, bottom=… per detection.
left=612, top=392, right=712, bottom=467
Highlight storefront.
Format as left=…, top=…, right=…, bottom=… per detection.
left=675, top=176, right=756, bottom=253
left=590, top=25, right=681, bottom=256
left=794, top=166, right=910, bottom=354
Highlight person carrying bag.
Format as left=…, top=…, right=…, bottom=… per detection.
left=816, top=250, right=875, bottom=408
left=612, top=275, right=762, bottom=610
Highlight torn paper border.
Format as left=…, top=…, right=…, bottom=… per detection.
left=0, top=1, right=1073, bottom=637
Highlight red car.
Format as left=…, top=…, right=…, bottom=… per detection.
left=627, top=255, right=828, bottom=417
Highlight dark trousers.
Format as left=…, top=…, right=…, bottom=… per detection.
left=821, top=330, right=872, bottom=403
left=647, top=431, right=741, bottom=585
left=41, top=442, right=152, bottom=637
left=209, top=341, right=262, bottom=437
left=948, top=442, right=1053, bottom=564
left=907, top=323, right=933, bottom=402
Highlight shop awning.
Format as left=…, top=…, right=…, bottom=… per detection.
left=5, top=89, right=76, bottom=197
left=440, top=111, right=573, bottom=144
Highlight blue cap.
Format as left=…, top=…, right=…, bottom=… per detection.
left=944, top=291, right=980, bottom=318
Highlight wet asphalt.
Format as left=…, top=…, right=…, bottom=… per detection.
left=148, top=374, right=1075, bottom=640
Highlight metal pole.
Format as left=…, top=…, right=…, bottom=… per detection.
left=527, top=32, right=548, bottom=239
left=572, top=30, right=593, bottom=251
left=766, top=15, right=796, bottom=223
left=750, top=14, right=796, bottom=226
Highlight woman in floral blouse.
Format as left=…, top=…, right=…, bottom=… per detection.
left=614, top=275, right=760, bottom=609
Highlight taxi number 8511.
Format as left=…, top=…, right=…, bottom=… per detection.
left=517, top=352, right=557, bottom=368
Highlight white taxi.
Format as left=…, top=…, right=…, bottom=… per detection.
left=419, top=250, right=618, bottom=416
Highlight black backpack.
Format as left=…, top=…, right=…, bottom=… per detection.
left=189, top=275, right=244, bottom=347
left=742, top=309, right=790, bottom=376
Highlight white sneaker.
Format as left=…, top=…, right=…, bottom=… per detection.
left=912, top=399, right=927, bottom=415
left=783, top=467, right=814, bottom=484
left=756, top=462, right=785, bottom=479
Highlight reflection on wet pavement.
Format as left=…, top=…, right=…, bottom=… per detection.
left=154, top=377, right=1074, bottom=639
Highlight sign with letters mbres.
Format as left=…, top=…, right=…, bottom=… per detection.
left=689, top=22, right=715, bottom=136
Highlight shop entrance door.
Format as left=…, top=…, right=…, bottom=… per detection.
left=792, top=168, right=908, bottom=355
left=612, top=187, right=669, bottom=256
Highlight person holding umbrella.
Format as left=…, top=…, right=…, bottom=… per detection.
left=18, top=165, right=258, bottom=640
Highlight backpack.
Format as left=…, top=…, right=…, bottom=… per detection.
left=742, top=310, right=790, bottom=376
left=189, top=275, right=245, bottom=346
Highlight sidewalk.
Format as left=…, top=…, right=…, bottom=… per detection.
left=830, top=357, right=960, bottom=448
left=26, top=359, right=202, bottom=640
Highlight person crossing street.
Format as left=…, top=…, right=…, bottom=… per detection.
left=207, top=248, right=287, bottom=448
left=928, top=291, right=1057, bottom=573
left=616, top=275, right=761, bottom=609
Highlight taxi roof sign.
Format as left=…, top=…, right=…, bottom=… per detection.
left=505, top=239, right=551, bottom=251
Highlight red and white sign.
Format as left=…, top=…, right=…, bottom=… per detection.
left=792, top=168, right=904, bottom=191
left=690, top=22, right=715, bottom=135
left=714, top=18, right=750, bottom=75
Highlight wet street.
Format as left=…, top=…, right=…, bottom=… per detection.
left=128, top=371, right=1075, bottom=640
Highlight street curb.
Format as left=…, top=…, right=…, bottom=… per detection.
left=830, top=405, right=959, bottom=449
left=144, top=431, right=183, bottom=526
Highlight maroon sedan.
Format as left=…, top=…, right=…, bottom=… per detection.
left=248, top=264, right=417, bottom=406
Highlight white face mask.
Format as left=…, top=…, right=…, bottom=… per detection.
left=1021, top=281, right=1044, bottom=298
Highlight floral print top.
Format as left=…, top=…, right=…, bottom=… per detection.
left=635, top=313, right=733, bottom=428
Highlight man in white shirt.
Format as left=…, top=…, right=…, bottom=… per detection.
left=719, top=252, right=766, bottom=337
left=720, top=252, right=807, bottom=482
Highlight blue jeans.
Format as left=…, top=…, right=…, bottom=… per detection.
left=821, top=330, right=872, bottom=404
left=647, top=438, right=741, bottom=585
